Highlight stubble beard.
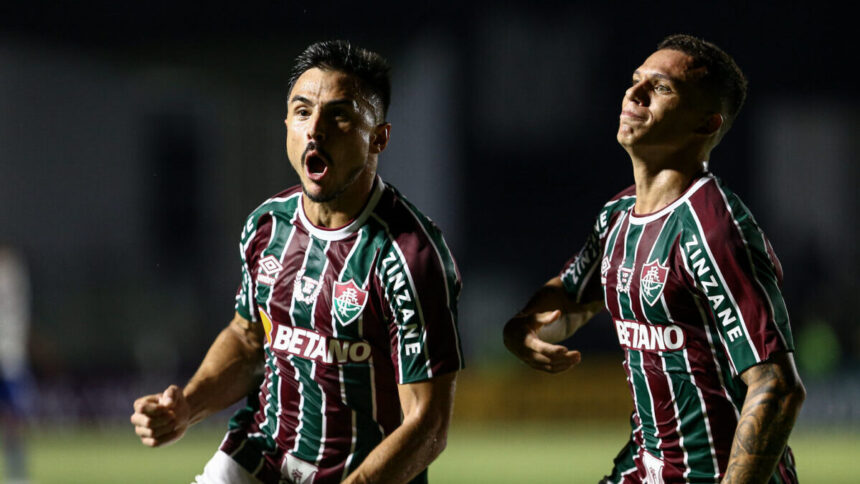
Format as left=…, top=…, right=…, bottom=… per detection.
left=302, top=163, right=367, bottom=204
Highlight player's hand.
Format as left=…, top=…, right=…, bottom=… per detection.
left=503, top=310, right=581, bottom=373
left=130, top=384, right=192, bottom=447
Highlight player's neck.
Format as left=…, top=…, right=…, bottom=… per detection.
left=631, top=157, right=706, bottom=215
left=302, top=169, right=377, bottom=229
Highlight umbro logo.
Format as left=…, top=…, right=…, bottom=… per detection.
left=257, top=255, right=283, bottom=286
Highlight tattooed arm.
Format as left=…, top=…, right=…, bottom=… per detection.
left=723, top=352, right=805, bottom=483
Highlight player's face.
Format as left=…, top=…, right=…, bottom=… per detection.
left=285, top=68, right=383, bottom=203
left=617, top=49, right=711, bottom=151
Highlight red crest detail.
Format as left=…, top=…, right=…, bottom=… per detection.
left=640, top=260, right=669, bottom=306
left=333, top=279, right=369, bottom=325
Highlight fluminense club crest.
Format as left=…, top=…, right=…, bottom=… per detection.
left=640, top=260, right=669, bottom=306
left=333, top=279, right=369, bottom=326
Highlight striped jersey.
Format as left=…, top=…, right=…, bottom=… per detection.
left=560, top=173, right=797, bottom=483
left=222, top=177, right=463, bottom=484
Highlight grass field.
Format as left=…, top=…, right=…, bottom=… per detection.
left=2, top=422, right=856, bottom=483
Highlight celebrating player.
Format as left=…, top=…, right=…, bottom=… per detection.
left=503, top=34, right=804, bottom=483
left=131, top=41, right=463, bottom=484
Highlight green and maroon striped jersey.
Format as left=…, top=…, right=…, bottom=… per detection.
left=222, top=177, right=463, bottom=484
left=561, top=173, right=797, bottom=484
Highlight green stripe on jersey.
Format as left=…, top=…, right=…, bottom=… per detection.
left=290, top=356, right=325, bottom=462
left=334, top=226, right=387, bottom=475
left=342, top=362, right=385, bottom=476
left=617, top=222, right=662, bottom=458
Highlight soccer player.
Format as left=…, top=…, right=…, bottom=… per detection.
left=503, top=34, right=805, bottom=483
left=131, top=41, right=463, bottom=484
left=0, top=244, right=31, bottom=484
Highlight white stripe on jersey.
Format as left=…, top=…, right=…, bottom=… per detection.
left=684, top=200, right=762, bottom=364
left=341, top=411, right=358, bottom=482
left=289, top=354, right=307, bottom=454
left=313, top=360, right=326, bottom=466
left=682, top=343, right=721, bottom=480
left=239, top=228, right=257, bottom=320
left=308, top=240, right=333, bottom=330
left=576, top=257, right=600, bottom=304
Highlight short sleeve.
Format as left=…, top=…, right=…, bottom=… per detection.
left=680, top=193, right=794, bottom=376
left=234, top=214, right=273, bottom=323
left=377, top=232, right=463, bottom=385
left=560, top=195, right=633, bottom=304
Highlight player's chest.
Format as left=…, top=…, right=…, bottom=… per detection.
left=253, top=229, right=381, bottom=336
left=599, top=216, right=691, bottom=321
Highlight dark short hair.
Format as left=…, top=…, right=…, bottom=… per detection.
left=288, top=40, right=391, bottom=122
left=657, top=34, right=748, bottom=129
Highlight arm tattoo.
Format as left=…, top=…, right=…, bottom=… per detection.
left=722, top=353, right=804, bottom=483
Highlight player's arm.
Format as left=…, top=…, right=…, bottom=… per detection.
left=722, top=351, right=805, bottom=483
left=130, top=311, right=265, bottom=447
left=342, top=371, right=457, bottom=484
left=503, top=276, right=604, bottom=373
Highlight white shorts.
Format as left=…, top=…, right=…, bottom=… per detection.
left=193, top=450, right=262, bottom=484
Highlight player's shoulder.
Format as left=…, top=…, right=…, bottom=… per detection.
left=678, top=173, right=764, bottom=242
left=373, top=182, right=443, bottom=238
left=372, top=182, right=457, bottom=267
left=247, top=185, right=302, bottom=221
left=591, top=184, right=637, bottom=233
left=239, top=185, right=303, bottom=240
left=602, top=184, right=637, bottom=213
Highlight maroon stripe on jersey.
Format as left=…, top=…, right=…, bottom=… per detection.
left=688, top=181, right=786, bottom=364
left=315, top=364, right=352, bottom=482
left=266, top=225, right=309, bottom=324
left=373, top=190, right=462, bottom=380
left=776, top=447, right=799, bottom=484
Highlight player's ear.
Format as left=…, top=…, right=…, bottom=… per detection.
left=370, top=122, right=391, bottom=154
left=695, top=113, right=723, bottom=136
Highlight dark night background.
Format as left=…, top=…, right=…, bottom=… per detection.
left=1, top=1, right=857, bottom=426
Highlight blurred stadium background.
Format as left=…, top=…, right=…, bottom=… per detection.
left=1, top=1, right=857, bottom=482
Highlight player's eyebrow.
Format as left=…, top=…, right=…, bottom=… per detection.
left=290, top=95, right=315, bottom=106
left=633, top=70, right=678, bottom=83
left=289, top=96, right=358, bottom=110
left=321, top=98, right=359, bottom=110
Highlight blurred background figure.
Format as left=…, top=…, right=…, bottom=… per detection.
left=0, top=244, right=31, bottom=484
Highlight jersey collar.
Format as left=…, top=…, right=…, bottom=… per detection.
left=629, top=173, right=713, bottom=225
left=297, top=176, right=386, bottom=241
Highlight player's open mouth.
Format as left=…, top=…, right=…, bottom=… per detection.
left=305, top=153, right=329, bottom=181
